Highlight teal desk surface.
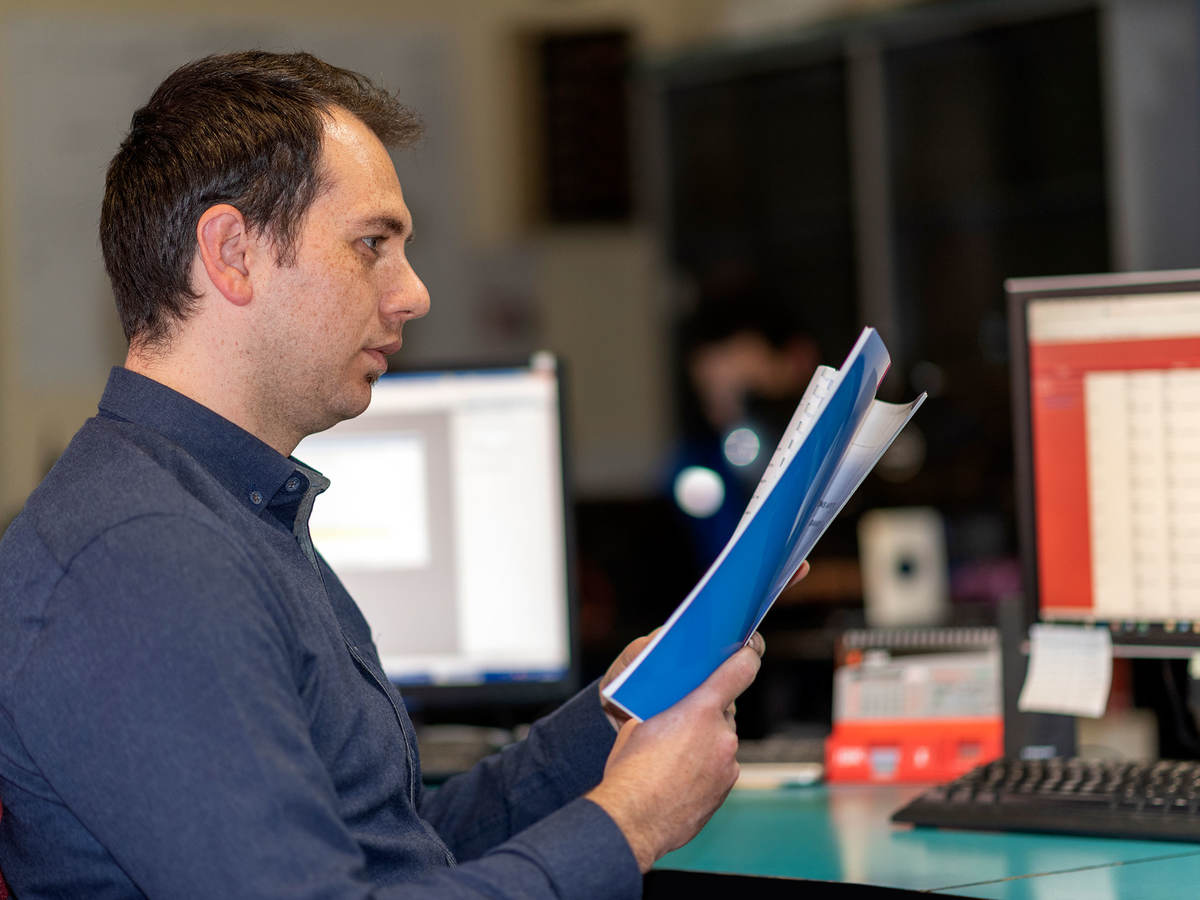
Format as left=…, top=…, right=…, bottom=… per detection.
left=658, top=784, right=1200, bottom=897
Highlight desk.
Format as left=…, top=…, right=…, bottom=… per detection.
left=658, top=784, right=1200, bottom=897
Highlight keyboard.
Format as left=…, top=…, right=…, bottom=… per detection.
left=892, top=757, right=1200, bottom=843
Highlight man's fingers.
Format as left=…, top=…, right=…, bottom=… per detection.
left=619, top=633, right=653, bottom=664
left=785, top=560, right=810, bottom=589
left=603, top=718, right=639, bottom=776
left=613, top=718, right=638, bottom=753
left=746, top=631, right=766, bottom=657
left=603, top=626, right=664, bottom=687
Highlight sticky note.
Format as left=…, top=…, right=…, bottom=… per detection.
left=1018, top=624, right=1112, bottom=718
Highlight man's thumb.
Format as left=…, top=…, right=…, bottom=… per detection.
left=688, top=645, right=761, bottom=711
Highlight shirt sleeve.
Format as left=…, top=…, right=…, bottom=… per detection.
left=417, top=681, right=621, bottom=861
left=6, top=514, right=640, bottom=900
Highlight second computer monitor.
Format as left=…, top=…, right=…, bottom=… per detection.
left=1009, top=269, right=1200, bottom=650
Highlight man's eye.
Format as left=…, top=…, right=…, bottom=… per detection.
left=361, top=235, right=384, bottom=252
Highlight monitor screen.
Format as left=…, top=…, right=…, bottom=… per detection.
left=1008, top=270, right=1200, bottom=651
left=293, top=354, right=576, bottom=702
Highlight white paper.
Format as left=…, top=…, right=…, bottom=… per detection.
left=1018, top=624, right=1113, bottom=718
left=733, top=365, right=838, bottom=539
left=765, top=397, right=924, bottom=601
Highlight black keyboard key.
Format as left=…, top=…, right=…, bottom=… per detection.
left=1002, top=789, right=1112, bottom=805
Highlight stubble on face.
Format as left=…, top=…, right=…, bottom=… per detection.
left=247, top=108, right=425, bottom=451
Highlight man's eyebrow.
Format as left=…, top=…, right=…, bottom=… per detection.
left=355, top=215, right=411, bottom=237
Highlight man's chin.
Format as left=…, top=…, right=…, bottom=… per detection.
left=350, top=384, right=374, bottom=416
left=325, top=383, right=374, bottom=428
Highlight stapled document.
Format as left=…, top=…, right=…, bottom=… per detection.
left=603, top=327, right=926, bottom=721
left=1018, top=624, right=1113, bottom=718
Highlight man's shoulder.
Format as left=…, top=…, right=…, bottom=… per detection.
left=0, top=414, right=281, bottom=687
left=6, top=414, right=240, bottom=572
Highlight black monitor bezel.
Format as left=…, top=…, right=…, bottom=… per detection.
left=1007, top=268, right=1200, bottom=654
left=364, top=353, right=583, bottom=716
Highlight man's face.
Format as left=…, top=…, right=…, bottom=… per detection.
left=252, top=106, right=430, bottom=444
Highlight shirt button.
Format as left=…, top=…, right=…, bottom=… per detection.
left=249, top=490, right=264, bottom=505
left=285, top=477, right=301, bottom=492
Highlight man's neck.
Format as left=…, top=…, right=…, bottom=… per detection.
left=124, top=345, right=300, bottom=457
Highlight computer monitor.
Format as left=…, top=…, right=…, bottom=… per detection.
left=293, top=353, right=578, bottom=713
left=1008, top=269, right=1200, bottom=657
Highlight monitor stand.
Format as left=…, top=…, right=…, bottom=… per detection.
left=998, top=596, right=1076, bottom=759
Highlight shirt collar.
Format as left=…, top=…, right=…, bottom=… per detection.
left=97, top=367, right=312, bottom=520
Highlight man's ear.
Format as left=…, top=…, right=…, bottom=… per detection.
left=195, top=204, right=255, bottom=307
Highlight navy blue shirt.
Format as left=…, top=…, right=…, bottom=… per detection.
left=0, top=367, right=640, bottom=898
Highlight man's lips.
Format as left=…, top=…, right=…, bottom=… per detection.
left=364, top=339, right=403, bottom=368
left=370, top=339, right=403, bottom=356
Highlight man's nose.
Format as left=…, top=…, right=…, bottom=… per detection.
left=383, top=264, right=431, bottom=323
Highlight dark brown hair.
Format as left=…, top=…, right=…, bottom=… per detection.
left=100, top=50, right=422, bottom=347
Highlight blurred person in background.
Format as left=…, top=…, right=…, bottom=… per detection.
left=668, top=280, right=819, bottom=566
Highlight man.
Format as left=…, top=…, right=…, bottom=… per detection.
left=0, top=51, right=791, bottom=897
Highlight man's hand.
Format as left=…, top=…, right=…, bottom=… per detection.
left=586, top=635, right=766, bottom=872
